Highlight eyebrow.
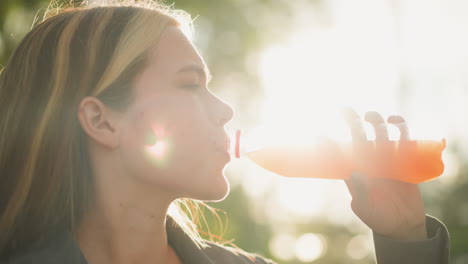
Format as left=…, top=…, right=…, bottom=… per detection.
left=177, top=64, right=213, bottom=83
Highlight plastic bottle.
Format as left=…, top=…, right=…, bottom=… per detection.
left=230, top=129, right=446, bottom=184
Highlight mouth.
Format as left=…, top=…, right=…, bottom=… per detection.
left=225, top=137, right=231, bottom=153
left=215, top=136, right=231, bottom=158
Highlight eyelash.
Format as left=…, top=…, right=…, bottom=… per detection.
left=184, top=83, right=201, bottom=90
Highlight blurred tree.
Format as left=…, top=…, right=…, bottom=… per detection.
left=0, top=0, right=43, bottom=64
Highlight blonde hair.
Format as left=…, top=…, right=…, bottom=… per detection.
left=0, top=0, right=214, bottom=258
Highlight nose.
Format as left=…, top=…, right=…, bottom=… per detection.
left=217, top=100, right=234, bottom=126
left=210, top=94, right=234, bottom=126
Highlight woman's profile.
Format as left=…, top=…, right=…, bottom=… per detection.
left=0, top=1, right=449, bottom=263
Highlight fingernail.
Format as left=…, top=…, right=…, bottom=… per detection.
left=364, top=111, right=384, bottom=123
left=387, top=115, right=405, bottom=124
left=343, top=107, right=359, bottom=123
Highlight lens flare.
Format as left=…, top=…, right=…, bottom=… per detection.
left=145, top=139, right=172, bottom=168
left=147, top=140, right=168, bottom=158
left=144, top=124, right=172, bottom=167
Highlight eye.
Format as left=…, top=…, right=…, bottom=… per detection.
left=182, top=83, right=204, bottom=91
left=184, top=83, right=201, bottom=89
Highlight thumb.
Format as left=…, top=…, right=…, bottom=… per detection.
left=347, top=173, right=374, bottom=218
left=349, top=172, right=370, bottom=201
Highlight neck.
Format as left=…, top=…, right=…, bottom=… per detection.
left=75, top=173, right=177, bottom=264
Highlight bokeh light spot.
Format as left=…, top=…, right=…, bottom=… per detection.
left=294, top=233, right=326, bottom=262
left=269, top=233, right=296, bottom=261
left=346, top=234, right=373, bottom=260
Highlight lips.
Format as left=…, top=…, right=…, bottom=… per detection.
left=225, top=137, right=231, bottom=153
left=214, top=136, right=231, bottom=154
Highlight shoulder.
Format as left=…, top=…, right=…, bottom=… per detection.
left=202, top=241, right=276, bottom=264
left=167, top=216, right=276, bottom=264
left=1, top=231, right=85, bottom=264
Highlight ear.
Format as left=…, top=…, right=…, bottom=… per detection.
left=77, top=97, right=120, bottom=149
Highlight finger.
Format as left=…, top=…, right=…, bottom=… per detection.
left=344, top=179, right=355, bottom=197
left=364, top=111, right=389, bottom=141
left=387, top=115, right=410, bottom=140
left=343, top=107, right=367, bottom=141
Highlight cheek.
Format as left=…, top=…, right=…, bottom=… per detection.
left=118, top=112, right=159, bottom=177
left=119, top=116, right=229, bottom=200
left=166, top=99, right=211, bottom=153
left=118, top=101, right=212, bottom=187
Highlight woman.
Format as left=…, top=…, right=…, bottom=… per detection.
left=0, top=1, right=449, bottom=263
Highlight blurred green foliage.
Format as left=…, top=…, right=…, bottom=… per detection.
left=1, top=0, right=467, bottom=264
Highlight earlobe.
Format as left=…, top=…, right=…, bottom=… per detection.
left=77, top=97, right=120, bottom=149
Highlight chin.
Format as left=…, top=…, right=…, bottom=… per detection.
left=197, top=176, right=230, bottom=202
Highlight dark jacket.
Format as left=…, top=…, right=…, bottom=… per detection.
left=373, top=215, right=450, bottom=264
left=0, top=215, right=449, bottom=264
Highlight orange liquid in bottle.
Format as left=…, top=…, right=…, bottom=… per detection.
left=245, top=139, right=446, bottom=184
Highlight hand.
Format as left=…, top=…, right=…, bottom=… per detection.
left=343, top=109, right=428, bottom=241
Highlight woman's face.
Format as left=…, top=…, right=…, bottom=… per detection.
left=116, top=26, right=233, bottom=201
